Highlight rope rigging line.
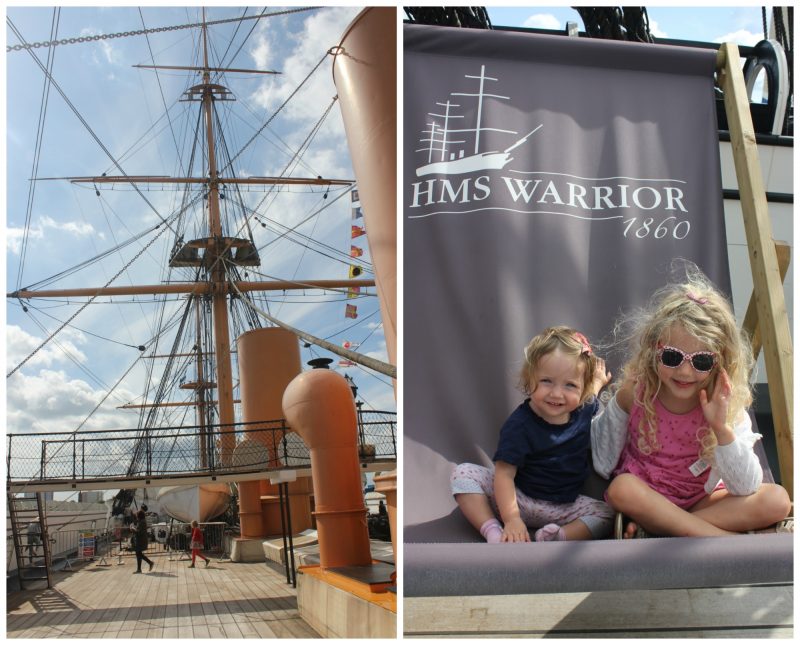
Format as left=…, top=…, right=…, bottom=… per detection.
left=220, top=49, right=332, bottom=175
left=229, top=277, right=396, bottom=379
left=15, top=189, right=204, bottom=293
left=249, top=205, right=373, bottom=273
left=217, top=7, right=273, bottom=79
left=237, top=95, right=345, bottom=246
left=22, top=308, right=114, bottom=394
left=17, top=8, right=59, bottom=293
left=214, top=7, right=251, bottom=79
left=131, top=295, right=196, bottom=475
left=322, top=307, right=380, bottom=341
left=253, top=184, right=354, bottom=255
left=138, top=7, right=188, bottom=179
left=133, top=283, right=200, bottom=429
left=7, top=6, right=322, bottom=53
left=8, top=19, right=179, bottom=238
left=7, top=216, right=175, bottom=379
left=179, top=96, right=353, bottom=284
left=20, top=301, right=147, bottom=351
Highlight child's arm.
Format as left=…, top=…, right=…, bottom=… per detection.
left=493, top=461, right=530, bottom=542
left=590, top=390, right=630, bottom=478
left=701, top=369, right=763, bottom=495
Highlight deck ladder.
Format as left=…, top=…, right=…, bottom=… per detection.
left=8, top=492, right=52, bottom=589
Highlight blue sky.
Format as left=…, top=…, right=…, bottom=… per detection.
left=487, top=6, right=771, bottom=46
left=5, top=5, right=395, bottom=494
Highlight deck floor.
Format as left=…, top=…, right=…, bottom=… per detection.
left=7, top=546, right=318, bottom=638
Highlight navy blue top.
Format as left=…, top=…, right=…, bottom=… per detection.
left=493, top=398, right=599, bottom=503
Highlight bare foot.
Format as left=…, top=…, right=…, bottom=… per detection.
left=623, top=521, right=638, bottom=539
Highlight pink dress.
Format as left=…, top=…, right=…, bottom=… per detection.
left=613, top=397, right=714, bottom=509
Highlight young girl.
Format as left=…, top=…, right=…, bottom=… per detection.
left=188, top=520, right=210, bottom=568
left=452, top=326, right=614, bottom=543
left=592, top=269, right=791, bottom=538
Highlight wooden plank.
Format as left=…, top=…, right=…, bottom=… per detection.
left=742, top=241, right=791, bottom=362
left=716, top=42, right=793, bottom=497
left=404, top=585, right=793, bottom=636
left=6, top=546, right=320, bottom=638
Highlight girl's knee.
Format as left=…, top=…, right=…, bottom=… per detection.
left=606, top=474, right=646, bottom=512
left=757, top=483, right=791, bottom=523
left=451, top=462, right=492, bottom=496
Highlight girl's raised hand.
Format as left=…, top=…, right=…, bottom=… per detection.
left=699, top=368, right=734, bottom=442
left=590, top=358, right=612, bottom=397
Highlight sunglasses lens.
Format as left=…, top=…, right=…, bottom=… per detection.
left=660, top=348, right=684, bottom=368
left=691, top=354, right=715, bottom=372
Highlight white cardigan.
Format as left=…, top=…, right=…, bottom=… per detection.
left=591, top=393, right=764, bottom=496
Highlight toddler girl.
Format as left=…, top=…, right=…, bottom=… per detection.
left=188, top=520, right=210, bottom=568
left=452, top=326, right=614, bottom=543
left=592, top=268, right=791, bottom=537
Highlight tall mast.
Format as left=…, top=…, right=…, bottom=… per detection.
left=8, top=11, right=371, bottom=468
left=200, top=10, right=236, bottom=465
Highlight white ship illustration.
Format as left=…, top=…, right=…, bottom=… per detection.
left=415, top=64, right=542, bottom=177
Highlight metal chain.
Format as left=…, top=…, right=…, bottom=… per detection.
left=7, top=7, right=320, bottom=53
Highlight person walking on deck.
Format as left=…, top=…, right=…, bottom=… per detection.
left=133, top=510, right=154, bottom=573
left=188, top=520, right=210, bottom=568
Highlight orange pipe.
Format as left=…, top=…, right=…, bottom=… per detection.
left=282, top=369, right=371, bottom=568
left=236, top=327, right=301, bottom=538
left=332, top=8, right=397, bottom=383
left=373, top=470, right=397, bottom=564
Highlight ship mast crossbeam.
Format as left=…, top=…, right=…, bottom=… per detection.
left=8, top=279, right=376, bottom=299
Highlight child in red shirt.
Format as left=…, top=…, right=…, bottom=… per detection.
left=188, top=520, right=210, bottom=568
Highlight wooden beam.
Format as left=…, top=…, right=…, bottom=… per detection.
left=742, top=241, right=791, bottom=360
left=66, top=175, right=352, bottom=186
left=9, top=279, right=375, bottom=299
left=133, top=64, right=281, bottom=75
left=717, top=43, right=793, bottom=496
left=117, top=400, right=240, bottom=409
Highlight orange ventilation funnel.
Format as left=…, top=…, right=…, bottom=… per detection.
left=332, top=8, right=397, bottom=378
left=282, top=368, right=372, bottom=568
left=236, top=327, right=305, bottom=538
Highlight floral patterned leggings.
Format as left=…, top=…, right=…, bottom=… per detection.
left=451, top=463, right=614, bottom=539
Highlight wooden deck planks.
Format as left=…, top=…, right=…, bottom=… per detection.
left=7, top=546, right=319, bottom=639
left=404, top=584, right=794, bottom=638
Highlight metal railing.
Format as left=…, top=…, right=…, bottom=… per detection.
left=7, top=412, right=396, bottom=484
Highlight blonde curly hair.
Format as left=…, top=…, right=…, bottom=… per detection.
left=614, top=265, right=754, bottom=461
left=519, top=326, right=599, bottom=406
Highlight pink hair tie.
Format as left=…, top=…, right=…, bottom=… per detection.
left=686, top=291, right=708, bottom=305
left=573, top=332, right=592, bottom=355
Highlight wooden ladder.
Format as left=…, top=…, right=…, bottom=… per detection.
left=8, top=491, right=52, bottom=589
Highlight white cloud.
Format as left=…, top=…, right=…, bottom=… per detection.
left=250, top=32, right=272, bottom=70
left=40, top=215, right=95, bottom=237
left=522, top=14, right=561, bottom=31
left=648, top=19, right=667, bottom=39
left=80, top=28, right=123, bottom=66
left=249, top=8, right=361, bottom=126
left=6, top=367, right=139, bottom=437
left=714, top=29, right=762, bottom=47
left=7, top=325, right=88, bottom=370
left=7, top=216, right=96, bottom=254
left=7, top=225, right=43, bottom=254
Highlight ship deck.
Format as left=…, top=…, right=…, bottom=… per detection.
left=7, top=546, right=318, bottom=638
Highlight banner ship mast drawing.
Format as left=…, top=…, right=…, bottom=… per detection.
left=416, top=64, right=542, bottom=177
